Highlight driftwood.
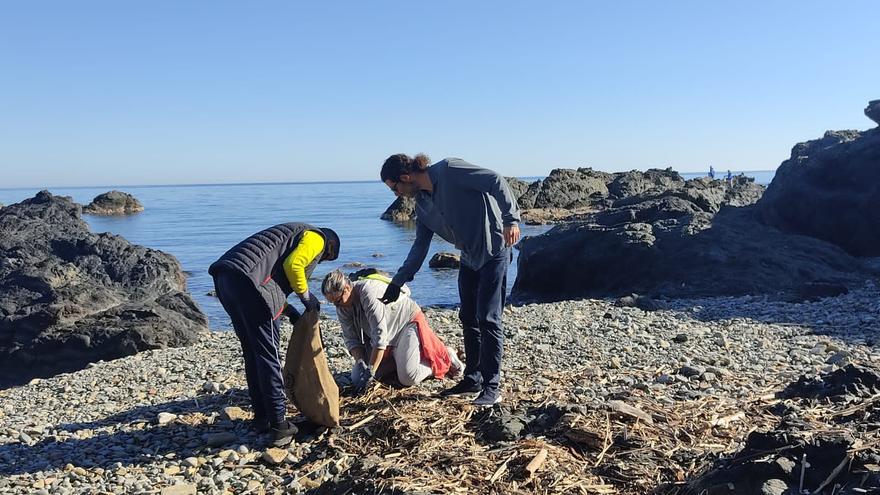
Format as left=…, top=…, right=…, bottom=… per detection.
left=232, top=364, right=880, bottom=494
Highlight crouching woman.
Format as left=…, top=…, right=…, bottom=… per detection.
left=321, top=269, right=462, bottom=389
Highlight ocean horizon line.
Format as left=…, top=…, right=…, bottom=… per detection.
left=0, top=169, right=777, bottom=192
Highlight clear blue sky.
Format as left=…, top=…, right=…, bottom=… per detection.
left=1, top=1, right=877, bottom=187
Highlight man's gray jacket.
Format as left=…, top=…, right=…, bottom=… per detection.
left=391, top=158, right=521, bottom=287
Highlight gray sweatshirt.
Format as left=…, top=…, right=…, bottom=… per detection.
left=391, top=158, right=521, bottom=286
left=337, top=279, right=419, bottom=352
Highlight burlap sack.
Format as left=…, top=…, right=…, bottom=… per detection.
left=282, top=310, right=340, bottom=427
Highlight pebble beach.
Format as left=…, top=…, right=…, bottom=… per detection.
left=2, top=282, right=879, bottom=494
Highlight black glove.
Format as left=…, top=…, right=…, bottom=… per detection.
left=298, top=291, right=320, bottom=313
left=282, top=304, right=301, bottom=325
left=378, top=283, right=401, bottom=304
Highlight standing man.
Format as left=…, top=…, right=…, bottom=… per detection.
left=378, top=154, right=520, bottom=406
left=209, top=222, right=340, bottom=446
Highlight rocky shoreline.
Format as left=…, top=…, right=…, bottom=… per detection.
left=2, top=283, right=879, bottom=494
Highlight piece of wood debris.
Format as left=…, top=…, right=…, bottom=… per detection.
left=525, top=448, right=549, bottom=478
left=564, top=427, right=604, bottom=449
left=710, top=412, right=745, bottom=427
left=607, top=400, right=654, bottom=425
left=347, top=414, right=376, bottom=430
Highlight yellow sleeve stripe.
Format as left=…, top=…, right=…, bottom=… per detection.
left=282, top=230, right=325, bottom=294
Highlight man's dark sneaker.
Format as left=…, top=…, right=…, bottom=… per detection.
left=251, top=416, right=270, bottom=434
left=439, top=380, right=482, bottom=397
left=472, top=389, right=503, bottom=407
left=270, top=420, right=298, bottom=447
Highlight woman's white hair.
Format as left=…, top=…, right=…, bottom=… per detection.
left=321, top=269, right=350, bottom=296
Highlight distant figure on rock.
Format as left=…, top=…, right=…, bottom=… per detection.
left=208, top=223, right=340, bottom=446
left=726, top=170, right=733, bottom=185
left=321, top=269, right=463, bottom=392
left=708, top=166, right=715, bottom=179
left=378, top=153, right=520, bottom=407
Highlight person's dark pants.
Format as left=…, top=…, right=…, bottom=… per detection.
left=213, top=271, right=286, bottom=425
left=458, top=248, right=509, bottom=393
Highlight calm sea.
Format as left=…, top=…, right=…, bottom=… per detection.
left=0, top=170, right=774, bottom=329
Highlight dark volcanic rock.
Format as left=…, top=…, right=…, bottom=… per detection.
left=0, top=191, right=207, bottom=386
left=380, top=196, right=417, bottom=222
left=672, top=176, right=765, bottom=213
left=429, top=252, right=461, bottom=269
left=533, top=168, right=609, bottom=209
left=83, top=190, right=144, bottom=215
left=505, top=177, right=530, bottom=204
left=512, top=201, right=866, bottom=301
left=689, top=367, right=880, bottom=495
left=757, top=123, right=880, bottom=257
left=607, top=168, right=684, bottom=199
left=866, top=99, right=880, bottom=126
left=518, top=179, right=543, bottom=210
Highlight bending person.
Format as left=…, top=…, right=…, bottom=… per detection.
left=209, top=222, right=339, bottom=446
left=321, top=269, right=462, bottom=389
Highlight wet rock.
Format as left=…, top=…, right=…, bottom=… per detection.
left=380, top=196, right=417, bottom=222
left=429, top=252, right=461, bottom=270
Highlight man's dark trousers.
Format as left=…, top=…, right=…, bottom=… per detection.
left=458, top=247, right=509, bottom=393
left=213, top=271, right=286, bottom=425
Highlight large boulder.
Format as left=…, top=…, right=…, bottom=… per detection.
left=533, top=168, right=609, bottom=209
left=866, top=100, right=880, bottom=126
left=672, top=175, right=765, bottom=214
left=757, top=121, right=880, bottom=256
left=505, top=177, right=531, bottom=203
left=0, top=191, right=207, bottom=386
left=512, top=202, right=867, bottom=302
left=607, top=168, right=684, bottom=199
left=380, top=196, right=417, bottom=222
left=83, top=190, right=144, bottom=215
left=429, top=252, right=461, bottom=269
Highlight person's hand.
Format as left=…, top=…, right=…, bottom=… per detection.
left=378, top=283, right=401, bottom=304
left=503, top=224, right=521, bottom=247
left=351, top=359, right=375, bottom=394
left=298, top=291, right=320, bottom=313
